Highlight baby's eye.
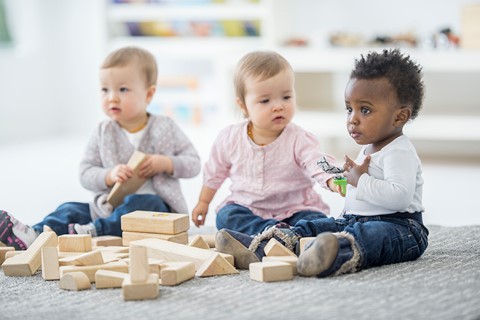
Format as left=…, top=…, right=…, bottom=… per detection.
left=283, top=95, right=291, bottom=100
left=120, top=87, right=129, bottom=93
left=260, top=99, right=269, bottom=104
left=101, top=88, right=108, bottom=93
left=345, top=106, right=352, bottom=113
left=361, top=107, right=371, bottom=114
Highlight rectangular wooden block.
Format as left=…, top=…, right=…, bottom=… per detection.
left=299, top=237, right=316, bottom=253
left=121, top=211, right=189, bottom=235
left=95, top=269, right=129, bottom=289
left=41, top=246, right=60, bottom=280
left=107, top=151, right=147, bottom=207
left=249, top=261, right=293, bottom=282
left=0, top=247, right=15, bottom=265
left=160, top=261, right=195, bottom=286
left=58, top=234, right=92, bottom=252
left=92, top=235, right=123, bottom=247
left=59, top=250, right=104, bottom=266
left=2, top=231, right=58, bottom=276
left=122, top=231, right=188, bottom=246
left=60, top=261, right=128, bottom=283
left=122, top=273, right=159, bottom=301
left=129, top=245, right=149, bottom=283
left=262, top=256, right=298, bottom=276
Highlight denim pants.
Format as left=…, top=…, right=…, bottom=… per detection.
left=216, top=203, right=327, bottom=235
left=292, top=214, right=429, bottom=272
left=32, top=194, right=170, bottom=237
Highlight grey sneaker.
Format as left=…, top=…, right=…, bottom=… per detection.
left=297, top=232, right=339, bottom=277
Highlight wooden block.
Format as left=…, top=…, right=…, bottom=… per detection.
left=107, top=151, right=147, bottom=207
left=188, top=235, right=210, bottom=249
left=95, top=269, right=129, bottom=289
left=59, top=272, right=91, bottom=291
left=4, top=250, right=23, bottom=260
left=129, top=245, right=149, bottom=283
left=121, top=211, right=189, bottom=235
left=199, top=234, right=216, bottom=248
left=123, top=257, right=164, bottom=275
left=130, top=238, right=216, bottom=270
left=60, top=261, right=128, bottom=283
left=299, top=237, right=316, bottom=253
left=2, top=231, right=58, bottom=276
left=122, top=273, right=159, bottom=301
left=160, top=261, right=195, bottom=286
left=41, top=247, right=60, bottom=280
left=264, top=238, right=296, bottom=257
left=195, top=253, right=239, bottom=277
left=58, top=234, right=92, bottom=252
left=92, top=235, right=123, bottom=247
left=59, top=250, right=104, bottom=266
left=100, top=251, right=130, bottom=264
left=217, top=252, right=234, bottom=266
left=0, top=247, right=15, bottom=265
left=249, top=261, right=293, bottom=282
left=122, top=231, right=188, bottom=246
left=263, top=255, right=298, bottom=275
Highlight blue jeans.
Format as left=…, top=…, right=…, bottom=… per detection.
left=32, top=194, right=171, bottom=237
left=292, top=214, right=429, bottom=272
left=216, top=203, right=327, bottom=235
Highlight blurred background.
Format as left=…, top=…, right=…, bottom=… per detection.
left=1, top=0, right=479, bottom=228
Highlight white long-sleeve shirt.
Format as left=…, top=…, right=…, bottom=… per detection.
left=344, top=135, right=424, bottom=216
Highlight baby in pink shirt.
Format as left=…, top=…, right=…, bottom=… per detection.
left=192, top=51, right=342, bottom=235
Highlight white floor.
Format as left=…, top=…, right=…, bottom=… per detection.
left=1, top=131, right=479, bottom=229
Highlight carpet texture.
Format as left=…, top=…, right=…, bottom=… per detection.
left=1, top=225, right=479, bottom=320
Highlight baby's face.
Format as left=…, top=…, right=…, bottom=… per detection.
left=241, top=69, right=296, bottom=137
left=344, top=77, right=406, bottom=152
left=99, top=63, right=153, bottom=128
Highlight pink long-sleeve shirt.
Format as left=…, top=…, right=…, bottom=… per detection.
left=203, top=121, right=336, bottom=220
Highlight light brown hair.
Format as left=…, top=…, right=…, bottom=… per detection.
left=234, top=51, right=293, bottom=104
left=101, top=46, right=158, bottom=87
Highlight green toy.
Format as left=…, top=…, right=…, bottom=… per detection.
left=317, top=156, right=347, bottom=195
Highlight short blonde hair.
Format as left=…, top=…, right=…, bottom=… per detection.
left=234, top=51, right=293, bottom=104
left=101, top=46, right=158, bottom=87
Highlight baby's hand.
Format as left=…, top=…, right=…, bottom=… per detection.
left=192, top=202, right=209, bottom=227
left=327, top=178, right=345, bottom=197
left=343, top=155, right=371, bottom=187
left=138, top=154, right=173, bottom=178
left=107, top=164, right=133, bottom=186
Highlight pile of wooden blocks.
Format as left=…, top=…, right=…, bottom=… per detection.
left=0, top=210, right=241, bottom=301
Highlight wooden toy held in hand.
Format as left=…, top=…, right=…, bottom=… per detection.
left=107, top=151, right=148, bottom=208
left=317, top=156, right=347, bottom=194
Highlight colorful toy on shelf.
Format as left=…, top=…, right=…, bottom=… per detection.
left=317, top=156, right=347, bottom=194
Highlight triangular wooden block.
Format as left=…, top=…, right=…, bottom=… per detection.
left=188, top=235, right=210, bottom=249
left=264, top=238, right=296, bottom=257
left=195, top=253, right=239, bottom=277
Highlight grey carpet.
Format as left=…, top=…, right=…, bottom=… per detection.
left=1, top=225, right=479, bottom=320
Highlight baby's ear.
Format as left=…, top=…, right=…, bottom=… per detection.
left=236, top=97, right=248, bottom=118
left=394, top=106, right=411, bottom=127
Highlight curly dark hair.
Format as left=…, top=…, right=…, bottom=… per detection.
left=350, top=48, right=424, bottom=120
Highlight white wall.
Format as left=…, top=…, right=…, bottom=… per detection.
left=0, top=0, right=106, bottom=145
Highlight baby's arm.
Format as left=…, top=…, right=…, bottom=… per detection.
left=192, top=186, right=217, bottom=227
